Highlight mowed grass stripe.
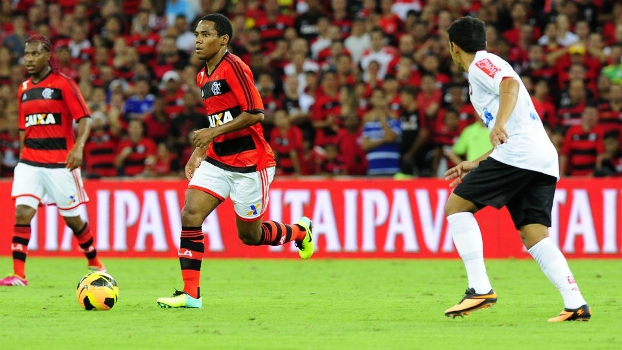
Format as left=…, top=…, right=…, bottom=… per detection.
left=0, top=258, right=618, bottom=350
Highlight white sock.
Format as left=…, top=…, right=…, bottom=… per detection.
left=528, top=237, right=586, bottom=309
left=447, top=212, right=492, bottom=294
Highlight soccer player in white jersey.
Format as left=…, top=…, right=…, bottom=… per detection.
left=442, top=16, right=590, bottom=322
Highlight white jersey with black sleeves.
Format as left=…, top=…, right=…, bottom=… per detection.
left=467, top=50, right=559, bottom=179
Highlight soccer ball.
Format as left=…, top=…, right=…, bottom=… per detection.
left=76, top=271, right=119, bottom=311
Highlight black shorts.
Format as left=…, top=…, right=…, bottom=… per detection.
left=453, top=157, right=557, bottom=229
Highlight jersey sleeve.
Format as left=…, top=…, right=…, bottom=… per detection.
left=470, top=57, right=516, bottom=95
left=62, top=76, right=91, bottom=121
left=225, top=59, right=264, bottom=113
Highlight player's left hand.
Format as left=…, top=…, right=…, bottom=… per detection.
left=490, top=124, right=509, bottom=148
left=65, top=147, right=83, bottom=171
left=192, top=128, right=215, bottom=148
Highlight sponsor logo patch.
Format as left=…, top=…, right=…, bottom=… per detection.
left=475, top=58, right=500, bottom=78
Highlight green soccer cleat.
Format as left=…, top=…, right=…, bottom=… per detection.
left=157, top=289, right=202, bottom=308
left=295, top=216, right=314, bottom=260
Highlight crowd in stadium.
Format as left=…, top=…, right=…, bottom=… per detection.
left=0, top=0, right=621, bottom=179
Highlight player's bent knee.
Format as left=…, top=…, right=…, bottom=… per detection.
left=14, top=205, right=36, bottom=224
left=444, top=194, right=477, bottom=216
left=180, top=207, right=207, bottom=227
left=238, top=230, right=262, bottom=246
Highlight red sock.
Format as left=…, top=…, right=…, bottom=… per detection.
left=73, top=223, right=102, bottom=268
left=179, top=227, right=204, bottom=299
left=12, top=225, right=31, bottom=278
left=260, top=221, right=306, bottom=246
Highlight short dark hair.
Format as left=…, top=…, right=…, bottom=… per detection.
left=447, top=16, right=487, bottom=54
left=200, top=13, right=233, bottom=44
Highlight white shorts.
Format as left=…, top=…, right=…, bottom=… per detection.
left=188, top=161, right=275, bottom=221
left=11, top=162, right=89, bottom=217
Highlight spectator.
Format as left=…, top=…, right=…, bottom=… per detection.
left=55, top=45, right=79, bottom=80
left=383, top=74, right=401, bottom=112
left=597, top=83, right=622, bottom=137
left=256, top=72, right=282, bottom=133
left=601, top=42, right=622, bottom=85
left=596, top=74, right=612, bottom=103
left=361, top=88, right=402, bottom=176
left=160, top=70, right=185, bottom=116
left=554, top=14, right=579, bottom=47
left=0, top=46, right=14, bottom=86
left=329, top=0, right=352, bottom=39
left=114, top=119, right=157, bottom=177
left=557, top=78, right=589, bottom=128
left=254, top=0, right=294, bottom=52
left=398, top=85, right=430, bottom=176
left=311, top=70, right=341, bottom=147
left=99, top=15, right=125, bottom=49
left=560, top=104, right=605, bottom=176
left=437, top=83, right=477, bottom=131
left=145, top=142, right=181, bottom=178
left=432, top=108, right=462, bottom=177
left=360, top=27, right=397, bottom=81
left=394, top=54, right=420, bottom=87
left=392, top=0, right=422, bottom=20
left=595, top=133, right=622, bottom=177
left=170, top=14, right=195, bottom=54
left=270, top=110, right=303, bottom=176
left=531, top=78, right=557, bottom=127
left=0, top=104, right=19, bottom=178
left=123, top=76, right=155, bottom=120
left=154, top=35, right=188, bottom=80
left=143, top=95, right=173, bottom=145
left=445, top=118, right=492, bottom=166
left=417, top=73, right=443, bottom=128
left=170, top=90, right=208, bottom=152
left=281, top=74, right=313, bottom=129
left=83, top=111, right=119, bottom=178
left=521, top=44, right=556, bottom=85
left=310, top=16, right=333, bottom=60
left=344, top=15, right=371, bottom=65
left=3, top=12, right=30, bottom=61
left=602, top=3, right=622, bottom=45
left=318, top=143, right=345, bottom=176
left=294, top=0, right=325, bottom=41
left=284, top=50, right=320, bottom=96
left=333, top=52, right=357, bottom=87
left=127, top=9, right=160, bottom=67
left=165, top=0, right=196, bottom=27
left=378, top=0, right=404, bottom=45
left=336, top=113, right=367, bottom=176
left=67, top=24, right=92, bottom=64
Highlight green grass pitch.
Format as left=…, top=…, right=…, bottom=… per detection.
left=0, top=257, right=619, bottom=350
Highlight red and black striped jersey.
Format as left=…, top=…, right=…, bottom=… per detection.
left=115, top=137, right=157, bottom=176
left=561, top=125, right=605, bottom=176
left=254, top=15, right=294, bottom=51
left=17, top=71, right=91, bottom=167
left=84, top=131, right=119, bottom=177
left=270, top=126, right=303, bottom=175
left=596, top=102, right=622, bottom=137
left=197, top=52, right=275, bottom=173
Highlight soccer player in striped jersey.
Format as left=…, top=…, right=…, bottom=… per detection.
left=157, top=14, right=313, bottom=309
left=0, top=35, right=105, bottom=287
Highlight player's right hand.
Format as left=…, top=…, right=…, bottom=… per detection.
left=444, top=161, right=477, bottom=188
